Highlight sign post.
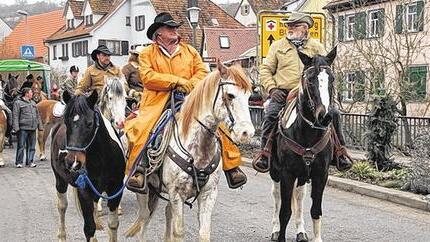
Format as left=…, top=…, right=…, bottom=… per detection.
left=20, top=45, right=35, bottom=60
left=257, top=11, right=326, bottom=63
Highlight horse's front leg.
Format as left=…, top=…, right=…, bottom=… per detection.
left=37, top=129, right=46, bottom=160
left=55, top=174, right=68, bottom=242
left=271, top=180, right=281, bottom=241
left=310, top=168, right=329, bottom=242
left=197, top=185, right=219, bottom=242
left=278, top=175, right=296, bottom=242
left=293, top=183, right=308, bottom=242
left=77, top=191, right=98, bottom=242
left=106, top=187, right=123, bottom=242
left=169, top=194, right=185, bottom=242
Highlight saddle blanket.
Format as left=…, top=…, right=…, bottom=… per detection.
left=280, top=97, right=298, bottom=129
left=53, top=102, right=66, bottom=117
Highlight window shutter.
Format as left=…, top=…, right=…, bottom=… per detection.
left=83, top=41, right=88, bottom=56
left=338, top=16, right=345, bottom=42
left=121, top=41, right=129, bottom=55
left=417, top=0, right=424, bottom=31
left=395, top=5, right=404, bottom=34
left=354, top=12, right=367, bottom=39
left=98, top=39, right=106, bottom=46
left=72, top=43, right=76, bottom=57
left=377, top=9, right=385, bottom=37
left=354, top=70, right=365, bottom=102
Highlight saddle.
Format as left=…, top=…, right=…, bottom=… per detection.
left=53, top=102, right=66, bottom=117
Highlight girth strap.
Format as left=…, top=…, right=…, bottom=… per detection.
left=166, top=146, right=221, bottom=189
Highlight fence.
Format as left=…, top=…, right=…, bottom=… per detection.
left=248, top=107, right=430, bottom=151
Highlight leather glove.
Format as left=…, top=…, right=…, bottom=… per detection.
left=270, top=88, right=287, bottom=103
left=176, top=78, right=188, bottom=88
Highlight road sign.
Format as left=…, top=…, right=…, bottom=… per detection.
left=258, top=11, right=326, bottom=61
left=20, top=45, right=35, bottom=60
left=203, top=57, right=217, bottom=63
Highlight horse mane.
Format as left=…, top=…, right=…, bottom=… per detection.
left=64, top=95, right=91, bottom=120
left=178, top=64, right=252, bottom=138
left=98, top=77, right=125, bottom=116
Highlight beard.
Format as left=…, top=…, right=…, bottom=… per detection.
left=287, top=30, right=307, bottom=41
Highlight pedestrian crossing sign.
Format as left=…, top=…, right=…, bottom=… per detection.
left=20, top=45, right=35, bottom=60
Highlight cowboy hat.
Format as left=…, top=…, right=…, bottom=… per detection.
left=147, top=12, right=183, bottom=40
left=91, top=45, right=113, bottom=62
left=129, top=45, right=145, bottom=55
left=284, top=12, right=314, bottom=28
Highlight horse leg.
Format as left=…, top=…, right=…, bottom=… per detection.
left=310, top=173, right=329, bottom=242
left=37, top=129, right=46, bottom=160
left=164, top=202, right=173, bottom=242
left=293, top=182, right=308, bottom=242
left=0, top=129, right=5, bottom=167
left=93, top=201, right=104, bottom=230
left=55, top=173, right=68, bottom=242
left=271, top=181, right=281, bottom=241
left=170, top=195, right=185, bottom=242
left=106, top=191, right=122, bottom=242
left=124, top=193, right=151, bottom=240
left=197, top=186, right=219, bottom=242
left=277, top=175, right=296, bottom=242
left=97, top=198, right=103, bottom=215
left=77, top=191, right=98, bottom=242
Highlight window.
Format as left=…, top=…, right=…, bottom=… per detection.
left=395, top=1, right=424, bottom=33
left=98, top=39, right=129, bottom=55
left=72, top=40, right=89, bottom=57
left=211, top=18, right=219, bottom=27
left=126, top=16, right=131, bottom=26
left=67, top=19, right=74, bottom=30
left=368, top=10, right=379, bottom=37
left=407, top=66, right=427, bottom=100
left=342, top=71, right=365, bottom=102
left=61, top=43, right=69, bottom=60
left=53, top=45, right=57, bottom=60
left=345, top=15, right=355, bottom=40
left=85, top=15, right=93, bottom=26
left=135, top=15, right=145, bottom=31
left=241, top=4, right=250, bottom=16
left=219, top=36, right=230, bottom=49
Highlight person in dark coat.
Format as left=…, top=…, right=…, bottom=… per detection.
left=19, top=74, right=34, bottom=92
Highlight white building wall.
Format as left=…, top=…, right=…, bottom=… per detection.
left=234, top=0, right=257, bottom=27
left=130, top=0, right=157, bottom=46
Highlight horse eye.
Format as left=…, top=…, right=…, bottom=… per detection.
left=227, top=93, right=236, bottom=100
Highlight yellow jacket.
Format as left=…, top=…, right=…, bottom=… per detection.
left=75, top=64, right=121, bottom=96
left=124, top=42, right=207, bottom=173
left=259, top=38, right=326, bottom=94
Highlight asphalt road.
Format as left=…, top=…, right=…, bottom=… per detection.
left=0, top=146, right=429, bottom=242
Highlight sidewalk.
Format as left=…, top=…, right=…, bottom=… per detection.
left=242, top=154, right=430, bottom=212
left=347, top=148, right=413, bottom=165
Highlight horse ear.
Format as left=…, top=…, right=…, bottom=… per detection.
left=298, top=51, right=312, bottom=67
left=63, top=90, right=72, bottom=104
left=326, top=46, right=337, bottom=66
left=15, top=74, right=19, bottom=79
left=8, top=73, right=11, bottom=79
left=217, top=59, right=228, bottom=78
left=87, top=90, right=98, bottom=108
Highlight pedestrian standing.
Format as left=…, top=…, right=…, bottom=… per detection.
left=12, top=87, right=43, bottom=168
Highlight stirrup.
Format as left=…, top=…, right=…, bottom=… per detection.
left=252, top=152, right=270, bottom=173
left=126, top=168, right=148, bottom=194
left=224, top=169, right=247, bottom=189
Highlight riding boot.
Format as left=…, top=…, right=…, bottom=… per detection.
left=330, top=109, right=353, bottom=172
left=225, top=167, right=247, bottom=189
left=126, top=153, right=149, bottom=194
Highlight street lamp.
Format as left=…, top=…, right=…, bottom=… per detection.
left=16, top=10, right=29, bottom=45
left=187, top=6, right=201, bottom=48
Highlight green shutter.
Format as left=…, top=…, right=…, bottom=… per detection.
left=395, top=5, right=404, bottom=34
left=354, top=12, right=367, bottom=39
left=417, top=0, right=424, bottom=31
left=354, top=70, right=366, bottom=101
left=377, top=9, right=385, bottom=37
left=338, top=16, right=345, bottom=42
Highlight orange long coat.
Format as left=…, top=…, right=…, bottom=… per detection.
left=124, top=42, right=207, bottom=173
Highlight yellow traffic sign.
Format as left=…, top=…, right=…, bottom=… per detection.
left=258, top=11, right=326, bottom=61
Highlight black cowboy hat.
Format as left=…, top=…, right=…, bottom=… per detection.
left=91, top=45, right=113, bottom=62
left=26, top=74, right=34, bottom=80
left=147, top=12, right=183, bottom=40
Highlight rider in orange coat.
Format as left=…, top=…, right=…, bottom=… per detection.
left=125, top=12, right=247, bottom=192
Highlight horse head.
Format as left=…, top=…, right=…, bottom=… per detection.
left=62, top=91, right=99, bottom=172
left=298, top=46, right=337, bottom=128
left=179, top=61, right=255, bottom=144
left=98, top=76, right=127, bottom=130
left=31, top=79, right=44, bottom=103
left=6, top=73, right=19, bottom=97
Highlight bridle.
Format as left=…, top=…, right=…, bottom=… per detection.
left=211, top=80, right=237, bottom=132
left=298, top=65, right=332, bottom=131
left=65, top=108, right=101, bottom=152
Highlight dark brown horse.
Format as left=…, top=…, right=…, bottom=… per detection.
left=270, top=48, right=337, bottom=242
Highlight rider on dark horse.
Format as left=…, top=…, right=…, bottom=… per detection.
left=253, top=12, right=353, bottom=173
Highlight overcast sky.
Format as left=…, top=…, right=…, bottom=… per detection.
left=1, top=0, right=240, bottom=5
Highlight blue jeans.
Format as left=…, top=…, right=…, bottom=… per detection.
left=15, top=130, right=36, bottom=165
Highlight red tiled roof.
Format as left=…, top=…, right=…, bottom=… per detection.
left=46, top=0, right=123, bottom=43
left=151, top=0, right=245, bottom=50
left=89, top=0, right=116, bottom=15
left=0, top=10, right=64, bottom=60
left=204, top=27, right=257, bottom=62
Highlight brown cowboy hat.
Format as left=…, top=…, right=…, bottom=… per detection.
left=147, top=12, right=183, bottom=40
left=284, top=12, right=314, bottom=28
left=91, top=45, right=113, bottom=62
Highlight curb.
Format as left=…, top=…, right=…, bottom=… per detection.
left=242, top=157, right=430, bottom=212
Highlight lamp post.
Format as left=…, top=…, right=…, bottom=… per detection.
left=16, top=10, right=29, bottom=45
left=187, top=6, right=201, bottom=48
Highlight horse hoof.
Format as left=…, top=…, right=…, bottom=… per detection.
left=296, top=232, right=308, bottom=242
left=40, top=155, right=47, bottom=161
left=271, top=232, right=279, bottom=241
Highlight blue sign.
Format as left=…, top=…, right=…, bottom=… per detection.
left=20, top=45, right=35, bottom=59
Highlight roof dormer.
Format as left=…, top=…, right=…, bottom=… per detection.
left=82, top=0, right=94, bottom=26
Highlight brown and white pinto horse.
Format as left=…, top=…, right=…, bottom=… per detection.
left=36, top=99, right=62, bottom=160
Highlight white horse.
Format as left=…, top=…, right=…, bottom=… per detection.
left=125, top=63, right=255, bottom=241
